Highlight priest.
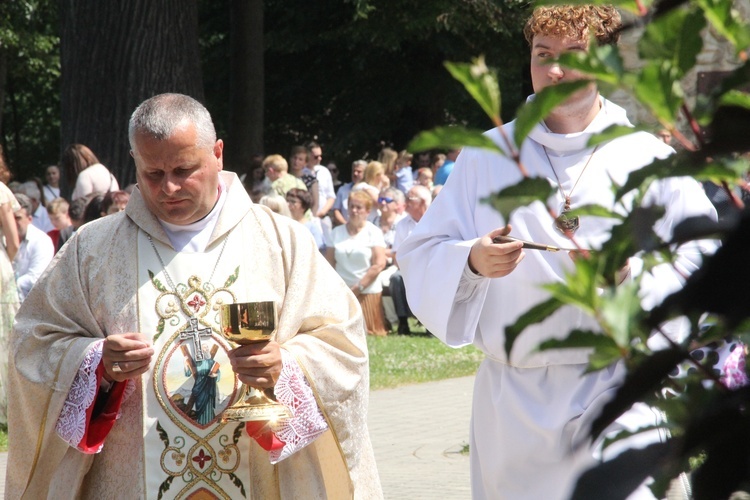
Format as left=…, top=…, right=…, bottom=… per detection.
left=398, top=5, right=716, bottom=500
left=6, top=93, right=382, bottom=499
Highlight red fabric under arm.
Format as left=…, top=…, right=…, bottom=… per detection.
left=77, top=362, right=127, bottom=453
left=245, top=421, right=286, bottom=451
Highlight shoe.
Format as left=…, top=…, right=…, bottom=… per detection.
left=397, top=317, right=412, bottom=335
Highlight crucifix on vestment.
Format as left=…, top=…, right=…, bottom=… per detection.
left=180, top=317, right=213, bottom=361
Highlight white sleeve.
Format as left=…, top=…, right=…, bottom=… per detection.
left=16, top=234, right=55, bottom=300
left=397, top=147, right=497, bottom=347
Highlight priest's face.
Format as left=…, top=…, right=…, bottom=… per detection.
left=132, top=122, right=224, bottom=225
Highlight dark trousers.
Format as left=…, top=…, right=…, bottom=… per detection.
left=389, top=270, right=411, bottom=318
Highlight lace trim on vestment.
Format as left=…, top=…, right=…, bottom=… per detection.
left=55, top=340, right=133, bottom=452
left=270, top=350, right=329, bottom=463
left=55, top=340, right=104, bottom=450
left=55, top=341, right=326, bottom=460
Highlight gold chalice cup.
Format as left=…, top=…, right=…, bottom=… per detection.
left=219, top=301, right=291, bottom=422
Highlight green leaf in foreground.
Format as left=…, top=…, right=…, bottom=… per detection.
left=587, top=124, right=644, bottom=147
left=693, top=61, right=750, bottom=124
left=600, top=281, right=645, bottom=346
left=513, top=81, right=590, bottom=150
left=408, top=126, right=505, bottom=155
left=482, top=177, right=554, bottom=222
left=545, top=258, right=600, bottom=316
left=634, top=61, right=684, bottom=125
left=615, top=154, right=743, bottom=202
left=590, top=349, right=688, bottom=440
left=564, top=203, right=624, bottom=221
left=572, top=441, right=675, bottom=499
left=638, top=7, right=705, bottom=75
left=505, top=297, right=563, bottom=358
left=556, top=43, right=625, bottom=85
left=539, top=330, right=622, bottom=372
left=696, top=0, right=750, bottom=52
left=596, top=205, right=665, bottom=281
left=719, top=89, right=750, bottom=109
left=538, top=329, right=620, bottom=353
left=445, top=57, right=501, bottom=124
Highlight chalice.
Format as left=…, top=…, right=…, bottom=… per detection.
left=219, top=301, right=291, bottom=422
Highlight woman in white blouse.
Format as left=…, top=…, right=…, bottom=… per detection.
left=325, top=190, right=388, bottom=335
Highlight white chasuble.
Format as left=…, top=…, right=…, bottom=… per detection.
left=138, top=228, right=278, bottom=500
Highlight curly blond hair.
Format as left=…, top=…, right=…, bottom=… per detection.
left=523, top=5, right=622, bottom=47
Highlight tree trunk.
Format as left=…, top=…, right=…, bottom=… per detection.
left=0, top=49, right=6, bottom=144
left=227, top=0, right=263, bottom=178
left=59, top=0, right=204, bottom=194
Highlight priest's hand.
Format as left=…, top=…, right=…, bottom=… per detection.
left=228, top=340, right=282, bottom=389
left=468, top=225, right=525, bottom=278
left=103, top=332, right=154, bottom=383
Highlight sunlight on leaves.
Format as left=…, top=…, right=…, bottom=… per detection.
left=638, top=7, right=705, bottom=75
left=615, top=154, right=745, bottom=201
left=695, top=0, right=750, bottom=52
left=564, top=203, right=625, bottom=221
left=601, top=281, right=644, bottom=346
left=504, top=297, right=563, bottom=358
left=556, top=43, right=625, bottom=85
left=586, top=124, right=644, bottom=147
left=545, top=259, right=600, bottom=316
left=408, top=126, right=505, bottom=155
left=445, top=57, right=502, bottom=125
left=538, top=328, right=620, bottom=351
left=634, top=61, right=684, bottom=125
left=719, top=89, right=750, bottom=109
left=482, top=177, right=554, bottom=222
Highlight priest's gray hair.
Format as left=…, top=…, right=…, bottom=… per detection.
left=129, top=93, right=217, bottom=152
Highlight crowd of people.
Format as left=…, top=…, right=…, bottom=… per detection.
left=0, top=143, right=128, bottom=426
left=2, top=3, right=748, bottom=498
left=246, top=142, right=444, bottom=336
left=5, top=93, right=382, bottom=498
left=0, top=127, right=449, bottom=429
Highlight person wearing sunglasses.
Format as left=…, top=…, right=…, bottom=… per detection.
left=375, top=188, right=406, bottom=260
left=304, top=141, right=336, bottom=219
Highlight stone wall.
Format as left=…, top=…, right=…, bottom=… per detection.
left=607, top=1, right=749, bottom=137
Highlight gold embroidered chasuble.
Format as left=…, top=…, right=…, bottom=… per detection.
left=7, top=172, right=382, bottom=499
left=139, top=230, right=255, bottom=499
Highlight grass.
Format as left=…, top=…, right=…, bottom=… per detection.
left=0, top=322, right=483, bottom=452
left=368, top=318, right=483, bottom=390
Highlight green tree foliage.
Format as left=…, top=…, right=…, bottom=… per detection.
left=3, top=1, right=532, bottom=183
left=202, top=0, right=530, bottom=175
left=410, top=0, right=750, bottom=497
left=0, top=0, right=59, bottom=181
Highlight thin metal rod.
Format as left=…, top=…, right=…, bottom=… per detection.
left=492, top=235, right=586, bottom=253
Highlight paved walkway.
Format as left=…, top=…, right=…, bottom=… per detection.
left=0, top=376, right=474, bottom=499
left=369, top=376, right=473, bottom=499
